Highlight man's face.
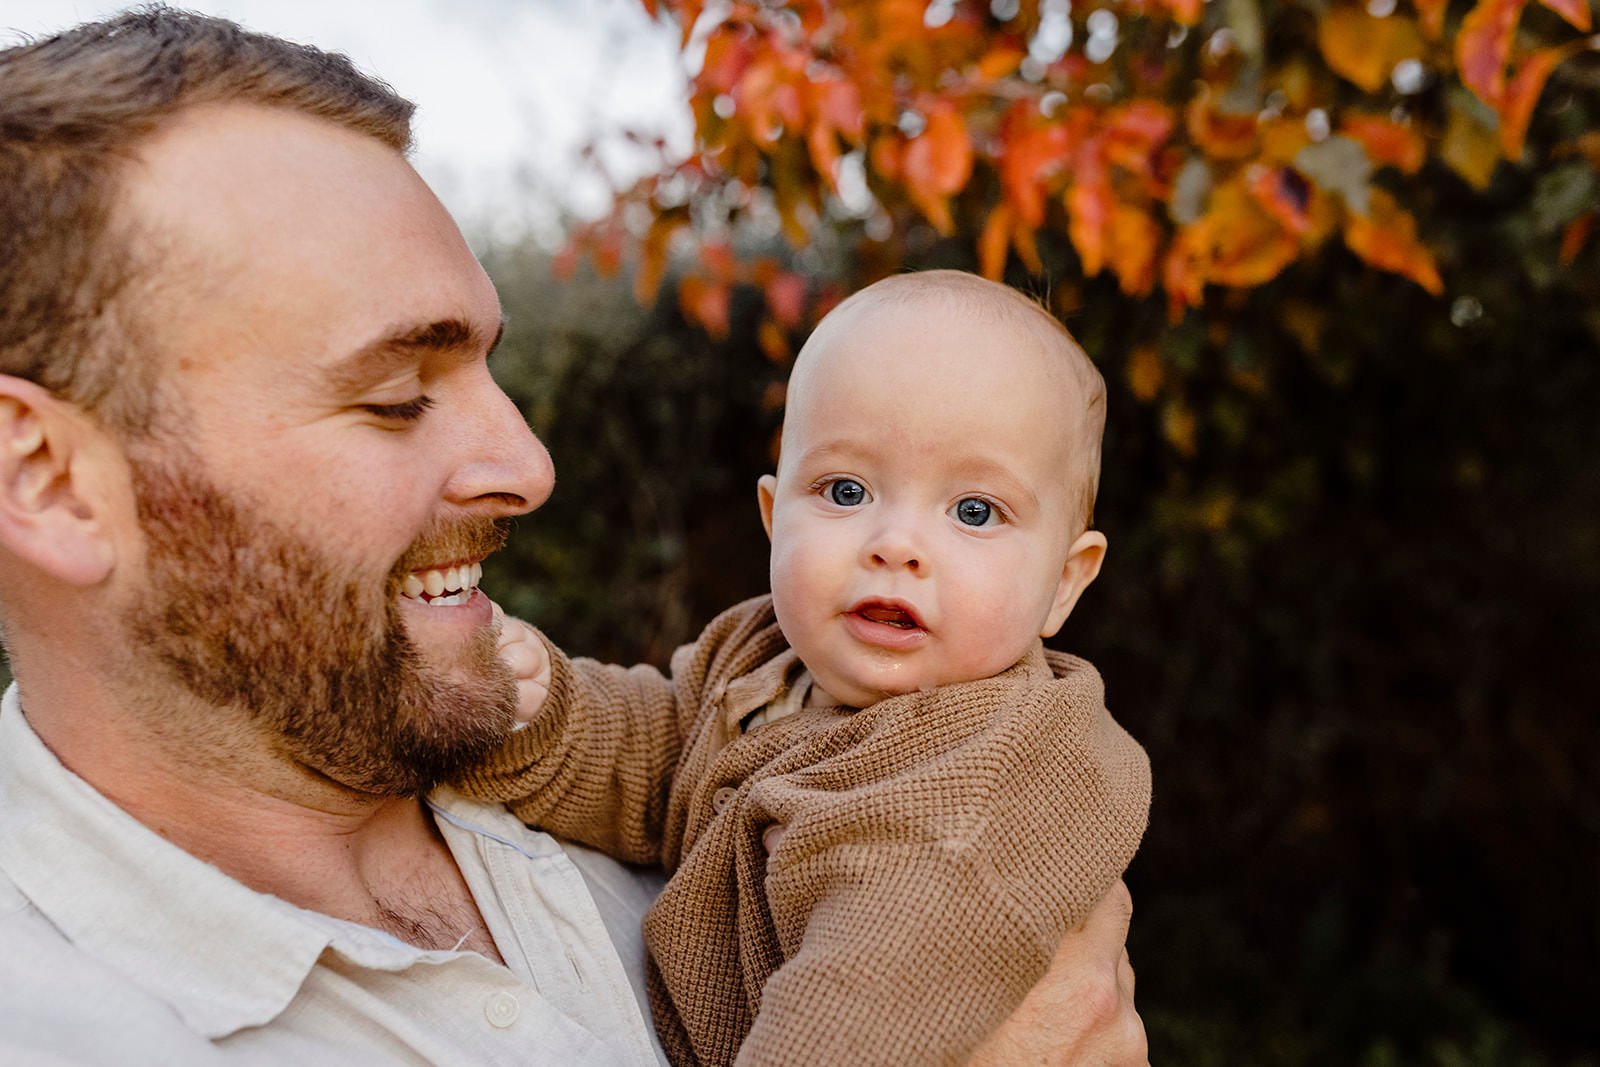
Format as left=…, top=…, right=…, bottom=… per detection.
left=109, top=104, right=554, bottom=793
left=758, top=296, right=1088, bottom=709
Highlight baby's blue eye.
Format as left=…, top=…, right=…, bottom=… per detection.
left=953, top=498, right=994, bottom=527
left=829, top=479, right=867, bottom=507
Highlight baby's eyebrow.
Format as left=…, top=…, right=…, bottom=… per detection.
left=949, top=457, right=1039, bottom=512
left=323, top=316, right=505, bottom=391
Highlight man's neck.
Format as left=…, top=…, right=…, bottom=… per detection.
left=16, top=669, right=503, bottom=962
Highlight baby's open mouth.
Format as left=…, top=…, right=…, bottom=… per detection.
left=855, top=604, right=922, bottom=630
left=400, top=562, right=483, bottom=607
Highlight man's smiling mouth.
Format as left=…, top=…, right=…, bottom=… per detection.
left=400, top=561, right=483, bottom=606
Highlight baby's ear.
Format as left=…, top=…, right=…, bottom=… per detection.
left=0, top=376, right=117, bottom=586
left=1040, top=530, right=1107, bottom=638
left=756, top=474, right=778, bottom=541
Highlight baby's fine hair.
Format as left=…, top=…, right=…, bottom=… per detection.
left=820, top=270, right=1107, bottom=530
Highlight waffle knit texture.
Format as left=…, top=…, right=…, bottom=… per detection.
left=457, top=595, right=1151, bottom=1067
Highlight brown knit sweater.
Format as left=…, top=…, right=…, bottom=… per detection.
left=457, top=595, right=1150, bottom=1067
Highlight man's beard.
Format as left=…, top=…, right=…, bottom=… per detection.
left=122, top=450, right=518, bottom=796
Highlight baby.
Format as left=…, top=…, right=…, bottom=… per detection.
left=458, top=270, right=1151, bottom=1066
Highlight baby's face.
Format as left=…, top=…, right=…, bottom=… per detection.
left=759, top=296, right=1091, bottom=708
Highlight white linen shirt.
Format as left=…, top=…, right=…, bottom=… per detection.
left=0, top=684, right=669, bottom=1066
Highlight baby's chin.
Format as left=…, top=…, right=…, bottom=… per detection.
left=810, top=673, right=943, bottom=710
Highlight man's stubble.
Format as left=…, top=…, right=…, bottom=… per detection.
left=122, top=445, right=518, bottom=796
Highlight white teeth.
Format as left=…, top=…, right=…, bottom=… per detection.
left=400, top=561, right=485, bottom=604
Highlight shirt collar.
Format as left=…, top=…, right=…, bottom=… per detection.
left=0, top=684, right=334, bottom=1039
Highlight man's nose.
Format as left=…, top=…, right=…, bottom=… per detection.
left=443, top=377, right=554, bottom=517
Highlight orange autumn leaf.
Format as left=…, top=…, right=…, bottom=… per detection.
left=1066, top=160, right=1114, bottom=276
left=807, top=120, right=843, bottom=188
left=1125, top=343, right=1166, bottom=402
left=1248, top=165, right=1314, bottom=237
left=678, top=276, right=732, bottom=340
left=1187, top=92, right=1260, bottom=160
left=1340, top=114, right=1427, bottom=174
left=869, top=132, right=904, bottom=182
left=1162, top=226, right=1209, bottom=319
left=1204, top=180, right=1303, bottom=288
left=1457, top=0, right=1526, bottom=106
left=634, top=214, right=687, bottom=304
left=1415, top=0, right=1449, bottom=37
left=1536, top=0, right=1592, bottom=31
left=1012, top=217, right=1044, bottom=275
left=975, top=44, right=1025, bottom=82
left=757, top=317, right=789, bottom=364
left=979, top=201, right=1013, bottom=280
left=1161, top=0, right=1205, bottom=25
left=1105, top=204, right=1164, bottom=296
left=1318, top=5, right=1426, bottom=93
left=1559, top=212, right=1596, bottom=265
left=1344, top=187, right=1445, bottom=294
left=1499, top=38, right=1600, bottom=158
left=998, top=106, right=1077, bottom=226
left=903, top=103, right=973, bottom=233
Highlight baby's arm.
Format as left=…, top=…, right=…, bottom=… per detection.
left=454, top=607, right=684, bottom=865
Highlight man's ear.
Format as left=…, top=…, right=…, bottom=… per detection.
left=0, top=376, right=117, bottom=586
left=756, top=474, right=778, bottom=541
left=1040, top=530, right=1107, bottom=638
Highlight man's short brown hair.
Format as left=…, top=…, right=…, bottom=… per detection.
left=0, top=5, right=415, bottom=433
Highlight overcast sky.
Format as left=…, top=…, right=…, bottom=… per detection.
left=4, top=0, right=693, bottom=240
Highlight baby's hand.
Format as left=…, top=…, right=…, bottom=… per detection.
left=494, top=602, right=551, bottom=725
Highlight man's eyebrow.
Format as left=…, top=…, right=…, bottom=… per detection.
left=325, top=316, right=506, bottom=390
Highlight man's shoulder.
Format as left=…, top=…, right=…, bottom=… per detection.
left=0, top=892, right=220, bottom=1063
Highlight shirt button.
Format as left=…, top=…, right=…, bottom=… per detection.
left=485, top=990, right=520, bottom=1029
left=711, top=786, right=738, bottom=813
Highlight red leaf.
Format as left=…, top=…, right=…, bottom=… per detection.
left=701, top=241, right=738, bottom=283
left=1415, top=0, right=1449, bottom=37
left=1066, top=158, right=1113, bottom=276
left=1537, top=0, right=1591, bottom=30
left=678, top=276, right=732, bottom=340
left=1559, top=212, right=1596, bottom=265
left=1499, top=38, right=1598, bottom=158
left=1457, top=0, right=1526, bottom=107
left=1340, top=114, right=1427, bottom=174
left=764, top=270, right=808, bottom=329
